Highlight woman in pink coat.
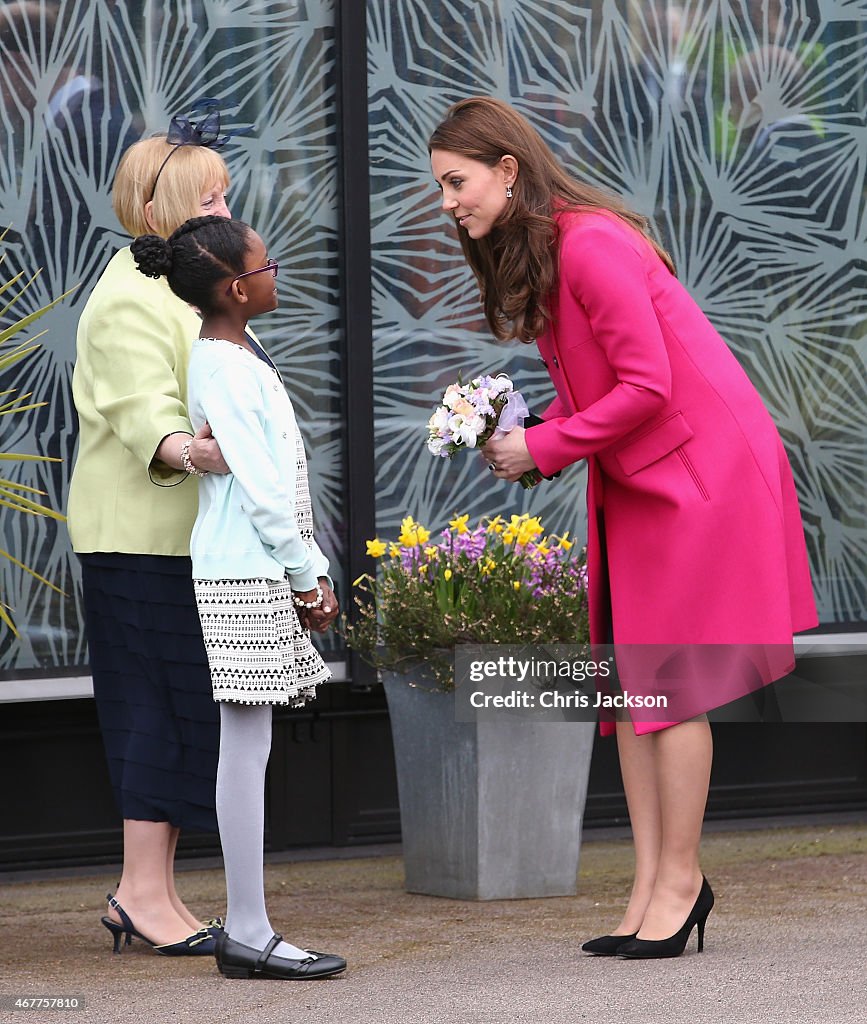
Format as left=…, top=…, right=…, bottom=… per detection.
left=430, top=97, right=817, bottom=960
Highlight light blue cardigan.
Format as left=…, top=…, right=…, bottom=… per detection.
left=186, top=337, right=329, bottom=591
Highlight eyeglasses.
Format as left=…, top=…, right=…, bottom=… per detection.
left=225, top=259, right=279, bottom=295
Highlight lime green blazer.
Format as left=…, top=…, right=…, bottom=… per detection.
left=67, top=247, right=200, bottom=555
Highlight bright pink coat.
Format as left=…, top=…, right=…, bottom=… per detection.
left=524, top=210, right=818, bottom=734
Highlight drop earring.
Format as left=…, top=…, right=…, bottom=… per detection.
left=506, top=185, right=513, bottom=199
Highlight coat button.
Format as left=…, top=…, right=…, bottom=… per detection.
left=273, top=384, right=279, bottom=391
left=540, top=358, right=548, bottom=367
left=553, top=356, right=559, bottom=368
left=282, top=432, right=287, bottom=438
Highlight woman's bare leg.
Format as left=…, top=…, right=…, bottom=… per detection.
left=611, top=719, right=663, bottom=934
left=634, top=717, right=712, bottom=940
left=108, top=820, right=198, bottom=945
left=166, top=825, right=204, bottom=931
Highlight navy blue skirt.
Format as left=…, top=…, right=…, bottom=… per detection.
left=80, top=553, right=219, bottom=832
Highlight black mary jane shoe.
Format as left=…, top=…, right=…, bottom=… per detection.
left=581, top=932, right=638, bottom=956
left=215, top=931, right=346, bottom=980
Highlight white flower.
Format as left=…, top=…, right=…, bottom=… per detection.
left=428, top=406, right=450, bottom=433
left=488, top=374, right=513, bottom=396
left=448, top=412, right=485, bottom=448
left=442, top=384, right=466, bottom=410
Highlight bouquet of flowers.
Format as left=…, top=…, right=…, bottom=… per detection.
left=343, top=513, right=589, bottom=689
left=426, top=373, right=543, bottom=489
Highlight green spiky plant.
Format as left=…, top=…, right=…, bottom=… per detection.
left=0, top=228, right=77, bottom=634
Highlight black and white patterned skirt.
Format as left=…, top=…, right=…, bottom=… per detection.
left=193, top=577, right=331, bottom=706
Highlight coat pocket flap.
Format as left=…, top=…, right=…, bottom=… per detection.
left=615, top=412, right=694, bottom=476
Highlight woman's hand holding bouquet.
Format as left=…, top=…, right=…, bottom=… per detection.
left=425, top=373, right=543, bottom=489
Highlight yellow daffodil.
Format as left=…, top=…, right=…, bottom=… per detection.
left=504, top=514, right=528, bottom=545
left=516, top=516, right=544, bottom=547
left=449, top=513, right=470, bottom=534
left=398, top=515, right=431, bottom=547
left=343, top=508, right=590, bottom=678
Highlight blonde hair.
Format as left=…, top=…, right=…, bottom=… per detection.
left=111, top=136, right=230, bottom=239
left=429, top=96, right=675, bottom=343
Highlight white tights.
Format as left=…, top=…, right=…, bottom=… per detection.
left=216, top=702, right=307, bottom=960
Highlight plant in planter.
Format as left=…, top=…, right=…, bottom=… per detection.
left=1, top=232, right=74, bottom=633
left=344, top=513, right=595, bottom=900
left=345, top=512, right=589, bottom=683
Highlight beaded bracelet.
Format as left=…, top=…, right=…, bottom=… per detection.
left=292, top=584, right=324, bottom=609
left=181, top=439, right=208, bottom=478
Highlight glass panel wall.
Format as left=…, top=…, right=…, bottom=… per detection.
left=367, top=0, right=866, bottom=625
left=0, top=0, right=343, bottom=671
left=1, top=0, right=864, bottom=683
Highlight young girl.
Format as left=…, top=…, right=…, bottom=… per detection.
left=131, top=215, right=347, bottom=980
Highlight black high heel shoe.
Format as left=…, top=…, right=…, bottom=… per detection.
left=581, top=932, right=638, bottom=956
left=100, top=894, right=217, bottom=956
left=617, top=877, right=714, bottom=959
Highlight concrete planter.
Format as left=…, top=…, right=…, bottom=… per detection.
left=382, top=669, right=596, bottom=900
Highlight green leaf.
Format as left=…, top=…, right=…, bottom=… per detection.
left=0, top=548, right=66, bottom=595
left=0, top=283, right=79, bottom=345
left=0, top=602, right=19, bottom=637
left=0, top=237, right=76, bottom=634
left=0, top=493, right=66, bottom=520
left=0, top=400, right=47, bottom=416
left=0, top=453, right=62, bottom=462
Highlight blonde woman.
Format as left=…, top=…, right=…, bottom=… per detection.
left=68, top=117, right=232, bottom=956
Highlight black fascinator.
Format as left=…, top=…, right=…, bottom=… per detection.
left=149, top=98, right=250, bottom=201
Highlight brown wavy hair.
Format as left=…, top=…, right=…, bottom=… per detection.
left=428, top=96, right=675, bottom=343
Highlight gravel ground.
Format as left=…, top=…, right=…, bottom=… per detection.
left=0, top=820, right=865, bottom=1024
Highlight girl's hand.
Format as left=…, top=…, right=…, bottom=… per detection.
left=298, top=579, right=339, bottom=633
left=189, top=421, right=230, bottom=475
left=482, top=427, right=538, bottom=482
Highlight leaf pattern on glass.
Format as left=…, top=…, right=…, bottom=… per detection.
left=368, top=0, right=866, bottom=624
left=0, top=1, right=340, bottom=667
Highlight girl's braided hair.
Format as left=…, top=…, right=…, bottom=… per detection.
left=131, top=215, right=251, bottom=312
